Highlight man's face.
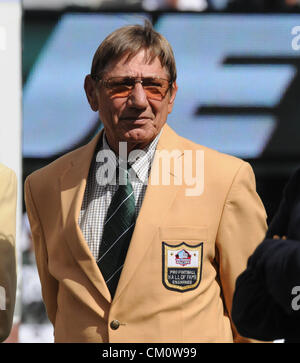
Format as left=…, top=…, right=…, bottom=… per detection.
left=85, top=49, right=178, bottom=154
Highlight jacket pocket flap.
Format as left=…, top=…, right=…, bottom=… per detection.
left=159, top=226, right=208, bottom=241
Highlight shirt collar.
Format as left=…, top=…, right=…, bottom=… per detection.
left=95, top=130, right=162, bottom=185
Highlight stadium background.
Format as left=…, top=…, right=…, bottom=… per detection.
left=6, top=0, right=300, bottom=342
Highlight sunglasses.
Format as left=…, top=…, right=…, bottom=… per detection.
left=92, top=75, right=172, bottom=101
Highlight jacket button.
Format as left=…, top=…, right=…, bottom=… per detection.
left=110, top=320, right=120, bottom=330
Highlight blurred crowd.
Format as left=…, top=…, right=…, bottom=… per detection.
left=142, top=0, right=300, bottom=11
left=22, top=0, right=300, bottom=11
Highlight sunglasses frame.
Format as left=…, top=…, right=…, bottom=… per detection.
left=92, top=75, right=173, bottom=100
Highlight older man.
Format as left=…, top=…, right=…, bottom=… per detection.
left=25, top=21, right=267, bottom=343
left=0, top=163, right=17, bottom=342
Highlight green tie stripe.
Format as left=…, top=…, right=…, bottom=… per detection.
left=104, top=191, right=134, bottom=226
left=97, top=166, right=136, bottom=298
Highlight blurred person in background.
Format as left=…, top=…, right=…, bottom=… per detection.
left=0, top=163, right=17, bottom=342
left=25, top=21, right=267, bottom=343
left=227, top=0, right=287, bottom=11
left=232, top=168, right=300, bottom=343
left=143, top=0, right=208, bottom=11
left=285, top=0, right=300, bottom=8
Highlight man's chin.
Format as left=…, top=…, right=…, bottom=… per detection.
left=122, top=130, right=155, bottom=150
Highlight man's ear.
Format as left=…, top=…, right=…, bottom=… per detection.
left=84, top=75, right=99, bottom=111
left=168, top=81, right=178, bottom=114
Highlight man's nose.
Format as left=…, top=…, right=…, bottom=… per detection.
left=128, top=82, right=148, bottom=109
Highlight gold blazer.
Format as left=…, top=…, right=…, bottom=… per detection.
left=25, top=125, right=267, bottom=343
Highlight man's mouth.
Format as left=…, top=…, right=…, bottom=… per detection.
left=120, top=116, right=152, bottom=124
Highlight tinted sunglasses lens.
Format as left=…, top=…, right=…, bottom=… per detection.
left=143, top=79, right=169, bottom=100
left=107, top=78, right=133, bottom=98
left=106, top=77, right=170, bottom=100
left=144, top=88, right=163, bottom=100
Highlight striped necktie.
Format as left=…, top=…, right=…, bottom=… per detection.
left=97, top=164, right=136, bottom=298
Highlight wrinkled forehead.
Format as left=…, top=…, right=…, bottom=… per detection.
left=102, top=49, right=169, bottom=78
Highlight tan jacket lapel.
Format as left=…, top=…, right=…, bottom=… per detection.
left=60, top=125, right=184, bottom=304
left=114, top=125, right=184, bottom=302
left=60, top=130, right=112, bottom=303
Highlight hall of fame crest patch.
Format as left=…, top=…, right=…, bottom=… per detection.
left=162, top=242, right=203, bottom=292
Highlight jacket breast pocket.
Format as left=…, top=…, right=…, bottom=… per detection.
left=159, top=226, right=208, bottom=292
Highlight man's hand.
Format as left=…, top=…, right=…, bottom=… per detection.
left=273, top=235, right=287, bottom=240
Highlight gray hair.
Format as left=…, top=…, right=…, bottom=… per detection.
left=90, top=20, right=177, bottom=82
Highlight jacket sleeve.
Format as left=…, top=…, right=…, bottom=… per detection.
left=265, top=168, right=300, bottom=239
left=24, top=176, right=58, bottom=327
left=0, top=167, right=17, bottom=342
left=216, top=161, right=268, bottom=343
left=232, top=238, right=300, bottom=341
left=232, top=168, right=300, bottom=341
